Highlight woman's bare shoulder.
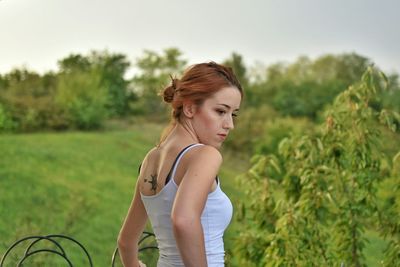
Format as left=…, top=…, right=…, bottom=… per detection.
left=183, top=144, right=223, bottom=167
left=140, top=146, right=160, bottom=170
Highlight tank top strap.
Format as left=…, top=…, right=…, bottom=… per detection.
left=169, top=143, right=204, bottom=180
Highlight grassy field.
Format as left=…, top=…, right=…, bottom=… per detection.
left=0, top=122, right=387, bottom=266
left=0, top=123, right=250, bottom=266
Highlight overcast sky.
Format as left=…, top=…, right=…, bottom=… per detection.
left=1, top=0, right=399, bottom=77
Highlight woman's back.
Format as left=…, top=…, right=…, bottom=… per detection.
left=139, top=143, right=233, bottom=267
left=138, top=140, right=204, bottom=197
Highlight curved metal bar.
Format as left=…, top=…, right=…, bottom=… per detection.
left=17, top=249, right=73, bottom=267
left=142, top=231, right=154, bottom=236
left=139, top=232, right=155, bottom=244
left=45, top=234, right=93, bottom=267
left=111, top=247, right=118, bottom=267
left=138, top=246, right=159, bottom=252
left=1, top=235, right=46, bottom=266
left=1, top=234, right=93, bottom=267
left=24, top=236, right=66, bottom=257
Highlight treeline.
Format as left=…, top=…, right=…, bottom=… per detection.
left=225, top=53, right=399, bottom=157
left=0, top=48, right=399, bottom=134
left=0, top=48, right=186, bottom=131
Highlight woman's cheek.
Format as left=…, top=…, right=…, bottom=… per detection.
left=204, top=113, right=215, bottom=128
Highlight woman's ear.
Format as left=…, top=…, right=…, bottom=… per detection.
left=182, top=101, right=197, bottom=118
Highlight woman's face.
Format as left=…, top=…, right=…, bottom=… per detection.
left=191, top=86, right=242, bottom=149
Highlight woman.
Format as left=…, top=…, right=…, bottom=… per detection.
left=118, top=62, right=243, bottom=267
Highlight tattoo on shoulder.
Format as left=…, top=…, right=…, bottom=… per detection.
left=144, top=174, right=158, bottom=192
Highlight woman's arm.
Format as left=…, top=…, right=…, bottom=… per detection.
left=171, top=145, right=223, bottom=267
left=118, top=178, right=148, bottom=267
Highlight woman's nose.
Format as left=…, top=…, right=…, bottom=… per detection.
left=223, top=115, right=234, bottom=130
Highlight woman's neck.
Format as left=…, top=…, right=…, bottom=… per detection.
left=170, top=121, right=200, bottom=145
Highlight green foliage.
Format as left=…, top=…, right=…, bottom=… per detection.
left=58, top=51, right=132, bottom=116
left=235, top=68, right=400, bottom=266
left=58, top=54, right=91, bottom=73
left=378, top=152, right=400, bottom=266
left=55, top=69, right=109, bottom=129
left=0, top=51, right=132, bottom=132
left=1, top=50, right=398, bottom=133
left=223, top=52, right=249, bottom=90
left=0, top=51, right=131, bottom=132
left=225, top=105, right=278, bottom=154
left=225, top=105, right=315, bottom=159
left=247, top=53, right=374, bottom=119
left=0, top=103, right=15, bottom=132
left=130, top=47, right=187, bottom=118
left=0, top=68, right=62, bottom=131
left=255, top=116, right=315, bottom=156
left=0, top=73, right=8, bottom=91
left=379, top=73, right=400, bottom=113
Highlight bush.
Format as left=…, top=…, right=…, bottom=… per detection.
left=0, top=103, right=15, bottom=132
left=235, top=68, right=400, bottom=266
left=226, top=105, right=315, bottom=157
left=55, top=70, right=109, bottom=129
left=225, top=105, right=278, bottom=154
left=254, top=116, right=315, bottom=155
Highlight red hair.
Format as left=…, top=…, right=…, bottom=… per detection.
left=159, top=61, right=243, bottom=143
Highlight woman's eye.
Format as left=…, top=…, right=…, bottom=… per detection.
left=216, top=109, right=226, bottom=115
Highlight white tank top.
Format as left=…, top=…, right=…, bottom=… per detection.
left=140, top=144, right=233, bottom=267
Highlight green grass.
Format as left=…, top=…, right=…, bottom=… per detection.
left=0, top=123, right=251, bottom=266
left=0, top=123, right=163, bottom=266
left=0, top=123, right=388, bottom=266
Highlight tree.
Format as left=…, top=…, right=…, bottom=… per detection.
left=55, top=69, right=109, bottom=129
left=0, top=74, right=8, bottom=92
left=0, top=103, right=15, bottom=132
left=0, top=68, right=61, bottom=131
left=235, top=68, right=400, bottom=266
left=223, top=52, right=249, bottom=88
left=379, top=72, right=400, bottom=113
left=58, top=51, right=131, bottom=116
left=130, top=48, right=187, bottom=118
left=58, top=54, right=91, bottom=73
left=247, top=53, right=377, bottom=119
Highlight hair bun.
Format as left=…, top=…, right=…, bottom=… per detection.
left=163, top=85, right=175, bottom=103
left=163, top=77, right=179, bottom=103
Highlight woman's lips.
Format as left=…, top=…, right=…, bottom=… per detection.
left=218, top=134, right=227, bottom=140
